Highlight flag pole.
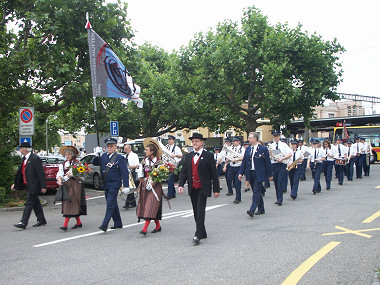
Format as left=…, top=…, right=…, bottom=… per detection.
left=86, top=12, right=100, bottom=147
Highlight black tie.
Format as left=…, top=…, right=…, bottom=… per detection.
left=348, top=147, right=350, bottom=157
left=314, top=149, right=317, bottom=160
left=125, top=154, right=129, bottom=167
left=276, top=143, right=279, bottom=150
left=338, top=145, right=341, bottom=157
left=293, top=151, right=296, bottom=162
left=357, top=144, right=359, bottom=152
left=195, top=152, right=199, bottom=156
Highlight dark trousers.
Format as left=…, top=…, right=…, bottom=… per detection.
left=248, top=170, right=264, bottom=213
left=289, top=166, right=301, bottom=198
left=216, top=164, right=223, bottom=177
left=323, top=160, right=334, bottom=189
left=355, top=156, right=362, bottom=178
left=311, top=162, right=322, bottom=192
left=336, top=164, right=345, bottom=184
left=346, top=159, right=354, bottom=180
left=102, top=186, right=122, bottom=228
left=300, top=159, right=307, bottom=180
left=363, top=154, right=370, bottom=176
left=190, top=188, right=207, bottom=239
left=334, top=161, right=338, bottom=178
left=225, top=164, right=233, bottom=194
left=21, top=190, right=46, bottom=225
left=272, top=163, right=287, bottom=203
left=167, top=173, right=176, bottom=198
left=228, top=166, right=242, bottom=201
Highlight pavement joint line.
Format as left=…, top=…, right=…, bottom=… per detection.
left=32, top=204, right=227, bottom=248
left=321, top=226, right=380, bottom=238
left=362, top=210, right=380, bottom=224
left=281, top=241, right=341, bottom=285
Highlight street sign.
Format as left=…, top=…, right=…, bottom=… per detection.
left=110, top=121, right=119, bottom=137
left=19, top=107, right=35, bottom=135
left=19, top=136, right=32, bottom=146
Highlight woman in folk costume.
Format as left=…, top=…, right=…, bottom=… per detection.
left=56, top=146, right=87, bottom=231
left=136, top=138, right=165, bottom=235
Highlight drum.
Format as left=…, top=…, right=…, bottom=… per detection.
left=335, top=158, right=347, bottom=166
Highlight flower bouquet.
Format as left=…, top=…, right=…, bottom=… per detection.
left=66, top=162, right=91, bottom=181
left=148, top=163, right=174, bottom=183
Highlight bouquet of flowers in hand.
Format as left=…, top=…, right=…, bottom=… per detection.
left=148, top=162, right=176, bottom=183
left=67, top=162, right=91, bottom=181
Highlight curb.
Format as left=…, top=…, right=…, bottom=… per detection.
left=0, top=199, right=48, bottom=213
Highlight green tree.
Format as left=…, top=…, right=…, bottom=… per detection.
left=179, top=6, right=344, bottom=133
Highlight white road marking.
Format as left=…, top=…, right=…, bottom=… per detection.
left=33, top=204, right=227, bottom=248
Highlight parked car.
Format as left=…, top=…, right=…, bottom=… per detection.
left=39, top=156, right=65, bottom=190
left=80, top=154, right=102, bottom=190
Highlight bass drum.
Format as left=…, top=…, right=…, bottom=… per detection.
left=335, top=158, right=347, bottom=166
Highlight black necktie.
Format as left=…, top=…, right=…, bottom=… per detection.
left=338, top=145, right=341, bottom=157
left=276, top=143, right=279, bottom=150
left=314, top=149, right=317, bottom=159
left=357, top=144, right=359, bottom=152
left=195, top=152, right=199, bottom=156
left=293, top=151, right=296, bottom=162
left=348, top=147, right=350, bottom=157
left=125, top=154, right=129, bottom=167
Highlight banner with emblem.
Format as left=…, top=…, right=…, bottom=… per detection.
left=85, top=16, right=143, bottom=108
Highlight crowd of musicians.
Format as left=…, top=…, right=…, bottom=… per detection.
left=12, top=132, right=373, bottom=246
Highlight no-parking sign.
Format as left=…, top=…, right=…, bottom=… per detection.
left=19, top=107, right=35, bottom=135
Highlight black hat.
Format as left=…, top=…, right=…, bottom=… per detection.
left=243, top=141, right=249, bottom=145
left=336, top=136, right=342, bottom=141
left=167, top=135, right=175, bottom=140
left=280, top=138, right=287, bottom=142
left=291, top=140, right=298, bottom=144
left=19, top=142, right=32, bottom=148
left=104, top=137, right=117, bottom=145
left=312, top=140, right=319, bottom=144
left=214, top=147, right=221, bottom=151
left=298, top=139, right=304, bottom=143
left=272, top=131, right=281, bottom=136
left=189, top=133, right=206, bottom=141
left=347, top=140, right=353, bottom=144
left=355, top=137, right=360, bottom=140
left=232, top=137, right=241, bottom=142
left=224, top=137, right=232, bottom=143
left=360, top=137, right=365, bottom=141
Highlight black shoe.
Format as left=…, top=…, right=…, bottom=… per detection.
left=110, top=226, right=122, bottom=229
left=98, top=225, right=107, bottom=232
left=262, top=192, right=265, bottom=197
left=290, top=195, right=296, bottom=200
left=283, top=190, right=287, bottom=193
left=14, top=222, right=26, bottom=229
left=338, top=182, right=343, bottom=185
left=312, top=190, right=316, bottom=195
left=71, top=224, right=82, bottom=229
left=246, top=210, right=254, bottom=217
left=139, top=230, right=147, bottom=236
left=226, top=193, right=233, bottom=196
left=357, top=177, right=362, bottom=179
left=348, top=179, right=353, bottom=181
left=327, top=187, right=330, bottom=190
left=233, top=200, right=241, bottom=204
left=60, top=226, right=67, bottom=231
left=255, top=210, right=265, bottom=215
left=123, top=205, right=129, bottom=209
left=244, top=188, right=250, bottom=192
left=33, top=221, right=47, bottom=227
left=275, top=201, right=282, bottom=206
left=151, top=227, right=161, bottom=233
left=192, top=237, right=200, bottom=245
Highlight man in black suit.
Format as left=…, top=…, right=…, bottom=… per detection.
left=178, top=133, right=220, bottom=245
left=11, top=142, right=47, bottom=229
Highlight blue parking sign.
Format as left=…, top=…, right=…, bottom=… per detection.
left=110, top=121, right=119, bottom=137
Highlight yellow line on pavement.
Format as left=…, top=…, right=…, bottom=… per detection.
left=282, top=241, right=341, bottom=285
left=375, top=185, right=380, bottom=188
left=362, top=210, right=380, bottom=224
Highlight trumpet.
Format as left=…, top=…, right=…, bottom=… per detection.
left=286, top=157, right=303, bottom=171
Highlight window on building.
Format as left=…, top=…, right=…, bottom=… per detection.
left=328, top=113, right=335, bottom=118
left=225, top=131, right=233, bottom=138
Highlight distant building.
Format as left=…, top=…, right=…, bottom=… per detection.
left=313, top=100, right=365, bottom=119
left=60, top=133, right=86, bottom=150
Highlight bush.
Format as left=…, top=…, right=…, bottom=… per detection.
left=0, top=147, right=15, bottom=189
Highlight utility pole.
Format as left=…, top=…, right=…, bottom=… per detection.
left=46, top=117, right=49, bottom=155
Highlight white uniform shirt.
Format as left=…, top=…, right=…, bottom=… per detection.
left=363, top=141, right=371, bottom=154
left=166, top=144, right=182, bottom=164
left=347, top=145, right=357, bottom=158
left=289, top=149, right=304, bottom=164
left=125, top=151, right=139, bottom=167
left=250, top=144, right=259, bottom=170
left=214, top=152, right=223, bottom=164
left=310, top=147, right=324, bottom=163
left=269, top=141, right=292, bottom=164
left=299, top=145, right=309, bottom=159
left=229, top=145, right=245, bottom=167
left=334, top=144, right=348, bottom=159
left=323, top=147, right=336, bottom=161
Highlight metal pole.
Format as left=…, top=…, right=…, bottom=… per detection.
left=93, top=96, right=100, bottom=147
left=46, top=116, right=49, bottom=155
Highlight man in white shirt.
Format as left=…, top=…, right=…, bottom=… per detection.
left=123, top=144, right=140, bottom=209
left=308, top=139, right=325, bottom=194
left=346, top=140, right=356, bottom=181
left=334, top=137, right=348, bottom=185
left=298, top=139, right=308, bottom=181
left=353, top=137, right=363, bottom=179
left=221, top=137, right=233, bottom=195
left=165, top=135, right=183, bottom=199
left=361, top=137, right=371, bottom=176
left=268, top=131, right=292, bottom=206
left=224, top=137, right=245, bottom=204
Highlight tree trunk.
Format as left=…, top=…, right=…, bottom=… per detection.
left=245, top=118, right=259, bottom=133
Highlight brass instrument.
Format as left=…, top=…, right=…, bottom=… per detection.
left=286, top=157, right=303, bottom=171
left=119, top=170, right=138, bottom=200
left=221, top=144, right=244, bottom=161
left=158, top=140, right=178, bottom=166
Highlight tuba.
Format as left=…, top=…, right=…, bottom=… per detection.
left=158, top=140, right=178, bottom=166
left=222, top=144, right=244, bottom=161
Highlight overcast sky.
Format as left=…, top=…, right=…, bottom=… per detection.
left=124, top=0, right=380, bottom=101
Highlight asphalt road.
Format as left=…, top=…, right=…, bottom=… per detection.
left=1, top=165, right=380, bottom=285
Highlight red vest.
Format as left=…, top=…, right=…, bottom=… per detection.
left=22, top=160, right=27, bottom=185
left=192, top=156, right=202, bottom=189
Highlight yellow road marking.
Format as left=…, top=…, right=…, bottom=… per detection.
left=375, top=185, right=380, bottom=188
left=322, top=226, right=380, bottom=238
left=282, top=241, right=341, bottom=285
left=362, top=210, right=380, bottom=224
